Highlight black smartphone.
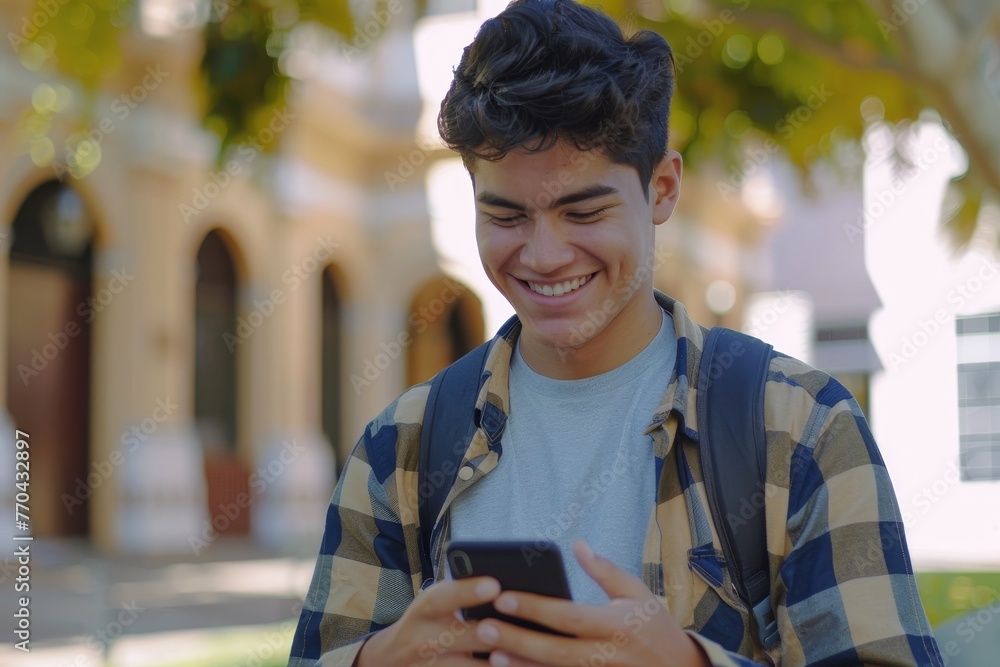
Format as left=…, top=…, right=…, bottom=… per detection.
left=446, top=540, right=574, bottom=637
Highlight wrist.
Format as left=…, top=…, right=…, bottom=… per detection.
left=355, top=627, right=389, bottom=667
left=679, top=632, right=712, bottom=667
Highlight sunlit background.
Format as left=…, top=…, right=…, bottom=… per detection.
left=1, top=0, right=999, bottom=664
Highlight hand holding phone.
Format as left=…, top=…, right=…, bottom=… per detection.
left=355, top=574, right=502, bottom=667
left=446, top=539, right=574, bottom=637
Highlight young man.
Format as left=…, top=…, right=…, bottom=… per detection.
left=289, top=1, right=944, bottom=665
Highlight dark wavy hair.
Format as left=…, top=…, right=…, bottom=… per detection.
left=438, top=0, right=675, bottom=195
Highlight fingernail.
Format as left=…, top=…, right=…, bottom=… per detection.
left=494, top=594, right=517, bottom=613
left=491, top=651, right=510, bottom=667
left=478, top=622, right=500, bottom=644
left=476, top=579, right=500, bottom=598
left=578, top=540, right=593, bottom=559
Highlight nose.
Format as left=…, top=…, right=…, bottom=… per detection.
left=520, top=216, right=574, bottom=275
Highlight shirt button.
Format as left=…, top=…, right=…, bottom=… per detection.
left=458, top=465, right=474, bottom=481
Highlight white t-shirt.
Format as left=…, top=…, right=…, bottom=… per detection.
left=449, top=311, right=677, bottom=605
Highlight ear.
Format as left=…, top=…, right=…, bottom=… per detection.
left=650, top=150, right=683, bottom=226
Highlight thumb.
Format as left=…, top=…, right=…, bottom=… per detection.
left=574, top=540, right=650, bottom=601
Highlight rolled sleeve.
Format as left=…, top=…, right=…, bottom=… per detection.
left=288, top=417, right=415, bottom=666
left=775, top=379, right=943, bottom=666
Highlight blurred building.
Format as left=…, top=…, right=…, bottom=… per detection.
left=755, top=121, right=1000, bottom=570
left=0, top=0, right=765, bottom=555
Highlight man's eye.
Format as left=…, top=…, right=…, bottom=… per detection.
left=490, top=214, right=524, bottom=224
left=569, top=208, right=607, bottom=221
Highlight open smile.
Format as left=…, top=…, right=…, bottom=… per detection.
left=520, top=273, right=597, bottom=298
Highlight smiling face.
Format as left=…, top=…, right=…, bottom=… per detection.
left=474, top=140, right=682, bottom=379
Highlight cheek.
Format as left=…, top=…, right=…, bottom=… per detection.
left=478, top=227, right=519, bottom=266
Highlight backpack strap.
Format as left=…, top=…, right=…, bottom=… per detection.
left=417, top=340, right=493, bottom=585
left=696, top=327, right=778, bottom=650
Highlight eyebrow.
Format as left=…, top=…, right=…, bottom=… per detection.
left=476, top=184, right=620, bottom=211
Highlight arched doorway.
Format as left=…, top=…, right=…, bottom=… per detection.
left=7, top=181, right=94, bottom=537
left=406, top=277, right=485, bottom=386
left=320, top=265, right=346, bottom=473
left=194, top=229, right=248, bottom=536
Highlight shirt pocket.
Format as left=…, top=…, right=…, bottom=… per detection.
left=687, top=544, right=757, bottom=656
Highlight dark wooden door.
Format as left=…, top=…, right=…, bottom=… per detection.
left=7, top=261, right=91, bottom=537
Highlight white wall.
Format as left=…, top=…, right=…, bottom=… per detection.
left=864, top=120, right=1000, bottom=569
left=752, top=117, right=1000, bottom=570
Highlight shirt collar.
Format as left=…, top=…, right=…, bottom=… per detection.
left=474, top=291, right=711, bottom=445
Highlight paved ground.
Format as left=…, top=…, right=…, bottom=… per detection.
left=0, top=537, right=315, bottom=666
left=931, top=605, right=1000, bottom=667
left=3, top=538, right=997, bottom=666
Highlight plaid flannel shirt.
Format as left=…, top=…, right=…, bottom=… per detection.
left=288, top=292, right=944, bottom=667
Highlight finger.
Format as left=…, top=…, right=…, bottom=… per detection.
left=574, top=540, right=651, bottom=601
left=418, top=576, right=501, bottom=618
left=487, top=651, right=549, bottom=667
left=412, top=618, right=502, bottom=656
left=475, top=619, right=584, bottom=667
left=431, top=654, right=497, bottom=667
left=492, top=590, right=614, bottom=637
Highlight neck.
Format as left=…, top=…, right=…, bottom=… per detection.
left=518, top=294, right=663, bottom=380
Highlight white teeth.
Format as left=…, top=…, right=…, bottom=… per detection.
left=527, top=274, right=591, bottom=297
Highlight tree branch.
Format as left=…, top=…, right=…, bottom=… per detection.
left=735, top=7, right=917, bottom=77
left=637, top=1, right=927, bottom=83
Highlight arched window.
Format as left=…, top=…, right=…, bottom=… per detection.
left=7, top=181, right=94, bottom=537
left=194, top=231, right=238, bottom=452
left=406, top=278, right=485, bottom=386
left=194, top=229, right=249, bottom=535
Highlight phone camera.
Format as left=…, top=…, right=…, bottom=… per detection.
left=449, top=550, right=472, bottom=577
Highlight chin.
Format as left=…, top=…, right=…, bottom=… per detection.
left=520, top=319, right=593, bottom=352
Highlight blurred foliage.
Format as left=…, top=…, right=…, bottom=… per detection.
left=588, top=0, right=987, bottom=237
left=199, top=0, right=353, bottom=155
left=17, top=0, right=997, bottom=237
left=13, top=0, right=129, bottom=89
left=916, top=571, right=1000, bottom=628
